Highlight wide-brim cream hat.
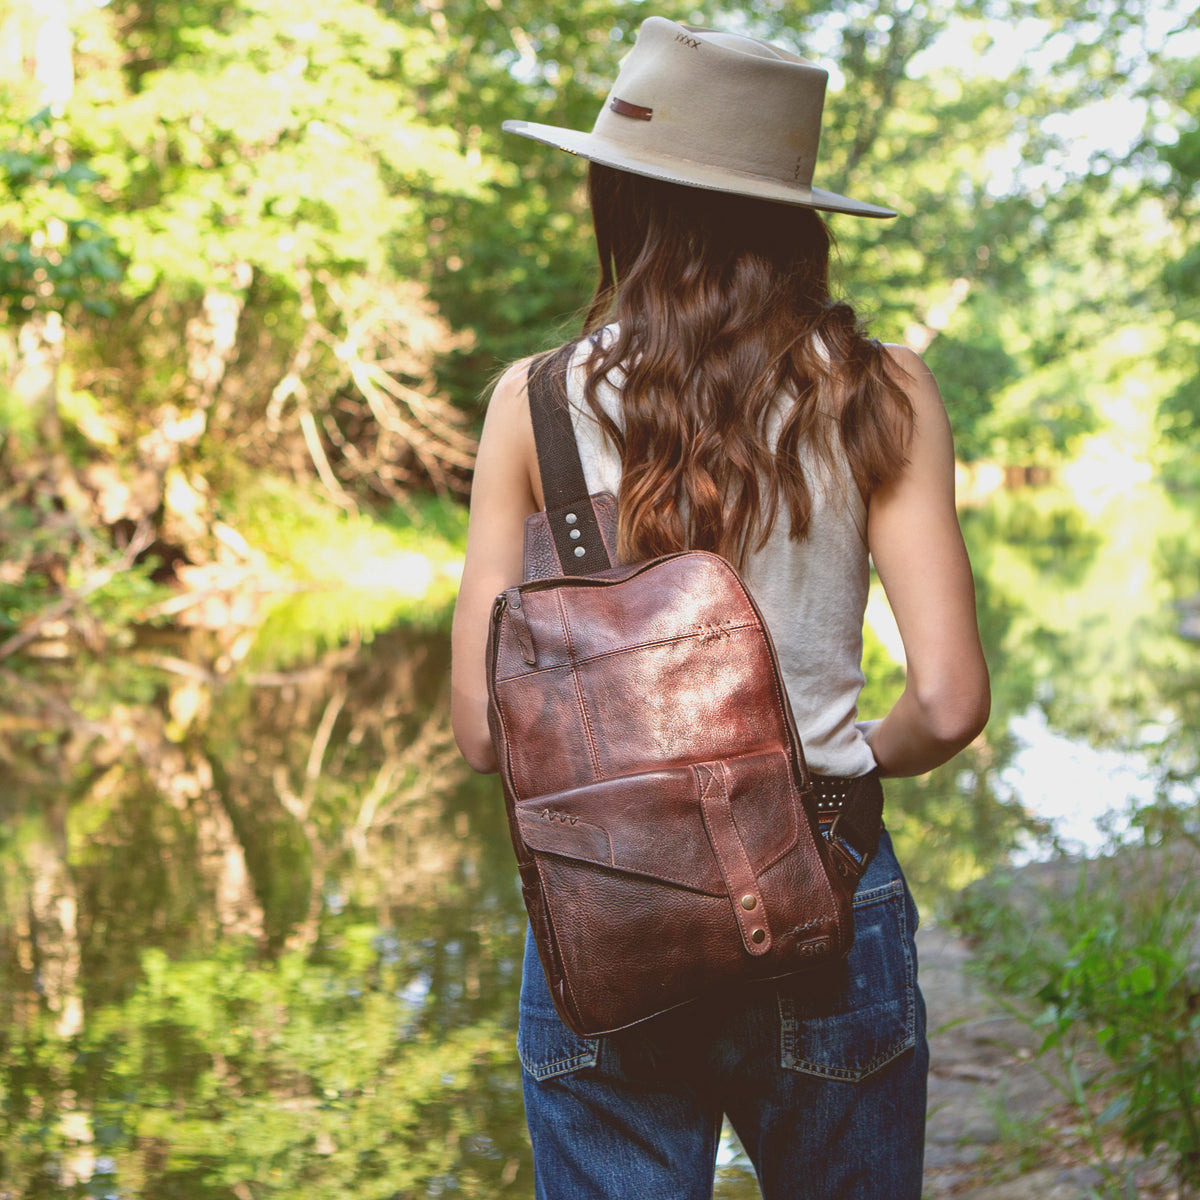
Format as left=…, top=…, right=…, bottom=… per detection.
left=503, top=16, right=895, bottom=219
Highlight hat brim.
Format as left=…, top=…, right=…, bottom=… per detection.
left=503, top=119, right=896, bottom=219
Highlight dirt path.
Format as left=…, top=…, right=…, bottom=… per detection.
left=919, top=925, right=1106, bottom=1199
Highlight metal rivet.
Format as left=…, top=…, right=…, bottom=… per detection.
left=570, top=529, right=581, bottom=540
left=565, top=513, right=578, bottom=525
left=574, top=546, right=586, bottom=558
left=751, top=928, right=766, bottom=945
left=740, top=894, right=757, bottom=911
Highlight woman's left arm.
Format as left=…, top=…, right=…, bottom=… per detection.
left=862, top=346, right=990, bottom=776
left=450, top=361, right=541, bottom=773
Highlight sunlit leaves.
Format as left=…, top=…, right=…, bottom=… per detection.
left=78, top=0, right=492, bottom=297
left=0, top=107, right=122, bottom=320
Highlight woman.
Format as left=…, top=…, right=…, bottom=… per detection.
left=451, top=17, right=989, bottom=1200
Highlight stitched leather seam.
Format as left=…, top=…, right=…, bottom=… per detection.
left=698, top=769, right=732, bottom=882
left=697, top=770, right=732, bottom=894
left=522, top=520, right=539, bottom=574
left=525, top=848, right=728, bottom=896
left=493, top=684, right=531, bottom=823
left=557, top=591, right=603, bottom=781
left=574, top=623, right=761, bottom=663
left=722, top=569, right=815, bottom=797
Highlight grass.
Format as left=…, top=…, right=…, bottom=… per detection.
left=218, top=472, right=467, bottom=582
left=217, top=472, right=468, bottom=668
left=949, top=822, right=1200, bottom=1200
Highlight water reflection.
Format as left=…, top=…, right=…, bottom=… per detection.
left=1, top=623, right=532, bottom=1196
left=0, top=483, right=1196, bottom=1197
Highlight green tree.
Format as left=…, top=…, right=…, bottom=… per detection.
left=1154, top=54, right=1200, bottom=468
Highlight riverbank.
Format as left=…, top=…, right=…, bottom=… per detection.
left=922, top=842, right=1200, bottom=1199
left=923, top=923, right=1185, bottom=1198
left=1, top=476, right=468, bottom=663
left=922, top=923, right=1103, bottom=1198
left=3, top=475, right=1197, bottom=1198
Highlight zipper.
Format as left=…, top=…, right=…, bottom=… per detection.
left=512, top=550, right=696, bottom=596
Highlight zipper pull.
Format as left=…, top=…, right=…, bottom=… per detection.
left=504, top=588, right=537, bottom=666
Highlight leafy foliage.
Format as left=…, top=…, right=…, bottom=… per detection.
left=955, top=834, right=1200, bottom=1195
left=0, top=107, right=122, bottom=322
left=1154, top=55, right=1200, bottom=465
left=0, top=0, right=1196, bottom=661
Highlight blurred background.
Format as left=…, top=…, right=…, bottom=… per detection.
left=0, top=0, right=1197, bottom=1196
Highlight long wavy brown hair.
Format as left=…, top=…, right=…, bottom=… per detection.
left=563, top=162, right=914, bottom=569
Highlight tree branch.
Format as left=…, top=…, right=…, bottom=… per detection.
left=0, top=520, right=154, bottom=661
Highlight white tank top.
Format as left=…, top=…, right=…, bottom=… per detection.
left=565, top=336, right=877, bottom=778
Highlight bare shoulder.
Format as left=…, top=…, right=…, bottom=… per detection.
left=476, top=354, right=543, bottom=509
left=488, top=355, right=536, bottom=412
left=881, top=343, right=942, bottom=405
left=479, top=357, right=537, bottom=449
left=880, top=343, right=954, bottom=446
left=880, top=342, right=925, bottom=373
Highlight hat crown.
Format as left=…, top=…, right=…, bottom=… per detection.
left=698, top=29, right=802, bottom=61
left=501, top=17, right=895, bottom=218
left=593, top=19, right=829, bottom=190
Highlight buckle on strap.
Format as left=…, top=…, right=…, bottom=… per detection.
left=824, top=812, right=870, bottom=881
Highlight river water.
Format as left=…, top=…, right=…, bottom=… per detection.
left=1, top=482, right=1196, bottom=1197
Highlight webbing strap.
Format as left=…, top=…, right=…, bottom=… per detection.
left=526, top=348, right=612, bottom=576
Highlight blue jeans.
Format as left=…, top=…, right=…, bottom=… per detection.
left=518, top=830, right=927, bottom=1200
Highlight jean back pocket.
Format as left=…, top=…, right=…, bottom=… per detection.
left=518, top=929, right=601, bottom=1081
left=778, top=878, right=917, bottom=1082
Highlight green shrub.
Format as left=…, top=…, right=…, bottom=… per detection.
left=954, top=822, right=1200, bottom=1196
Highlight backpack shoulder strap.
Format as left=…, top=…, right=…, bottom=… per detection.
left=527, top=346, right=612, bottom=576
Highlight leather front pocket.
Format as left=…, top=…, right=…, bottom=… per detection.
left=514, top=749, right=801, bottom=895
left=514, top=751, right=850, bottom=1037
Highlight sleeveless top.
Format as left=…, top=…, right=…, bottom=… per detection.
left=564, top=336, right=877, bottom=778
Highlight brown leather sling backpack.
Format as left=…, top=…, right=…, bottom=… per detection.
left=486, top=347, right=885, bottom=1037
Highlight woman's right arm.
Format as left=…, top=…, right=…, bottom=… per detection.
left=861, top=346, right=990, bottom=777
left=450, top=361, right=541, bottom=774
